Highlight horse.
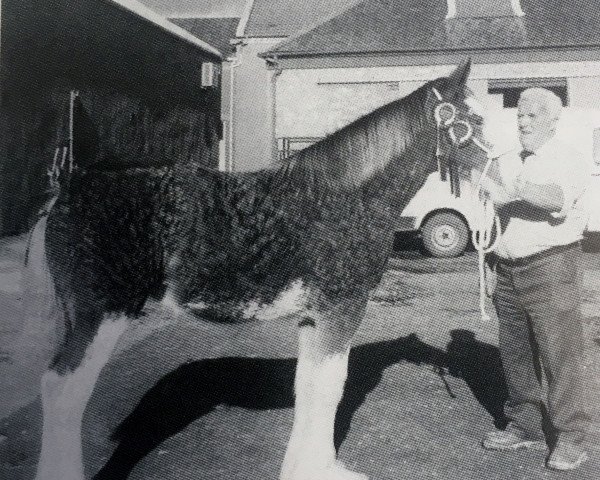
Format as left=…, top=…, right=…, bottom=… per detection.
left=25, top=59, right=489, bottom=480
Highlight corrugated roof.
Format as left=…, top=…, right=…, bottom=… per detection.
left=243, top=0, right=361, bottom=37
left=265, top=0, right=600, bottom=57
left=171, top=17, right=240, bottom=57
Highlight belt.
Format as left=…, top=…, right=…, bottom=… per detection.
left=497, top=241, right=581, bottom=268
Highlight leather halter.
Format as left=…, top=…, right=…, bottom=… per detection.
left=431, top=88, right=501, bottom=322
left=431, top=87, right=477, bottom=197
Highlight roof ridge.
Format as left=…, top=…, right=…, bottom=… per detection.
left=262, top=0, right=600, bottom=58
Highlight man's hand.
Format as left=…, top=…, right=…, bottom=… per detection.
left=483, top=178, right=514, bottom=207
left=473, top=169, right=515, bottom=207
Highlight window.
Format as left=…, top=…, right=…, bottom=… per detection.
left=488, top=78, right=568, bottom=108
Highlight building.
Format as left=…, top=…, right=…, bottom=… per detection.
left=230, top=0, right=361, bottom=171
left=8, top=0, right=598, bottom=184
left=0, top=0, right=223, bottom=236
left=258, top=0, right=600, bottom=159
left=170, top=16, right=241, bottom=171
left=149, top=0, right=364, bottom=172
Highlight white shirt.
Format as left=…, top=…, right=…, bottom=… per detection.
left=493, top=136, right=590, bottom=260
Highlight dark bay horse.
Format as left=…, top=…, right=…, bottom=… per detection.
left=27, top=60, right=488, bottom=480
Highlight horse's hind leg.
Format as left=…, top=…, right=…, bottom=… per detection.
left=35, top=313, right=128, bottom=480
left=281, top=296, right=368, bottom=480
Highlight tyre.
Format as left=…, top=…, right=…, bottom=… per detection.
left=421, top=212, right=469, bottom=258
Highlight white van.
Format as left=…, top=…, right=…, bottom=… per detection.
left=399, top=108, right=600, bottom=257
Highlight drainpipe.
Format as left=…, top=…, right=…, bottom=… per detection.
left=227, top=40, right=244, bottom=172
left=268, top=56, right=282, bottom=163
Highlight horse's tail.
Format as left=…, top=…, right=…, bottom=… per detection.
left=17, top=199, right=65, bottom=367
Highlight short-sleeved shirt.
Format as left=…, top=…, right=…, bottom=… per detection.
left=494, top=136, right=590, bottom=260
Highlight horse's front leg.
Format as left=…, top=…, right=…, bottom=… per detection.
left=281, top=296, right=368, bottom=480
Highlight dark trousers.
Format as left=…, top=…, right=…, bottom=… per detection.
left=493, top=245, right=590, bottom=444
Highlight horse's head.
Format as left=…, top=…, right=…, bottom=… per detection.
left=424, top=59, right=490, bottom=196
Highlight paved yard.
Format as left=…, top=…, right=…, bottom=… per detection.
left=1, top=234, right=600, bottom=480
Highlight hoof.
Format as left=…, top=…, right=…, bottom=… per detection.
left=282, top=460, right=368, bottom=480
left=330, top=461, right=368, bottom=480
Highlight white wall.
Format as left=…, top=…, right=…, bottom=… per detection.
left=231, top=38, right=280, bottom=171
left=570, top=76, right=600, bottom=110
left=275, top=60, right=600, bottom=140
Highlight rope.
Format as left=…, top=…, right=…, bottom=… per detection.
left=431, top=87, right=502, bottom=321
left=470, top=137, right=501, bottom=321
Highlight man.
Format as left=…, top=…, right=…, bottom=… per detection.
left=481, top=88, right=591, bottom=471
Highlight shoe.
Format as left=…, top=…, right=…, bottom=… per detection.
left=482, top=423, right=546, bottom=451
left=546, top=441, right=588, bottom=471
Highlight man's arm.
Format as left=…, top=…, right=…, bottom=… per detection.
left=514, top=177, right=564, bottom=212
left=515, top=144, right=590, bottom=216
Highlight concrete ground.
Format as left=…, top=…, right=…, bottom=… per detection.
left=1, top=234, right=600, bottom=480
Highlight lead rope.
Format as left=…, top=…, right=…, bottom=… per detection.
left=470, top=137, right=501, bottom=321
left=431, top=88, right=502, bottom=321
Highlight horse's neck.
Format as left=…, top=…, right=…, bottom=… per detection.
left=283, top=93, right=431, bottom=191
left=365, top=131, right=438, bottom=209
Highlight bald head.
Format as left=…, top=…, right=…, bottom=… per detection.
left=517, top=88, right=563, bottom=151
left=519, top=88, right=562, bottom=119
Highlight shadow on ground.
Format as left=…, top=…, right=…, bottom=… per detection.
left=91, top=332, right=507, bottom=480
left=446, top=329, right=508, bottom=429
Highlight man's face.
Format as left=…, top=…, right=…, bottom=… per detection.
left=517, top=99, right=557, bottom=151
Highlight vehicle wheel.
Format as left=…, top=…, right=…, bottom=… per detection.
left=421, top=212, right=469, bottom=258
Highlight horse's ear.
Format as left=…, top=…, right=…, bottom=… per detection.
left=447, top=58, right=472, bottom=93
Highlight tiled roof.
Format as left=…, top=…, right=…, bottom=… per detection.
left=171, top=17, right=240, bottom=57
left=243, top=0, right=361, bottom=37
left=265, top=0, right=600, bottom=56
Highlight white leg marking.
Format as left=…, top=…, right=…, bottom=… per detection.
left=243, top=280, right=308, bottom=321
left=282, top=326, right=316, bottom=479
left=17, top=214, right=64, bottom=366
left=35, top=316, right=128, bottom=480
left=161, top=288, right=186, bottom=316
left=282, top=328, right=367, bottom=480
